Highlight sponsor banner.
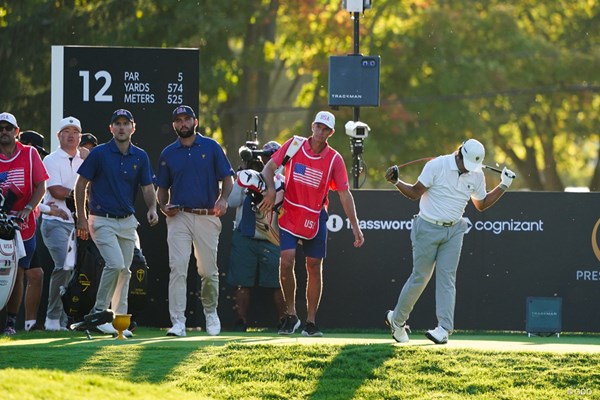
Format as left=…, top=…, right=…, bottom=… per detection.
left=133, top=190, right=600, bottom=332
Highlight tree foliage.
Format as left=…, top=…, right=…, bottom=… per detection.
left=0, top=0, right=598, bottom=189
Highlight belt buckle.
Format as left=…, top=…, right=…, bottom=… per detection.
left=442, top=221, right=453, bottom=227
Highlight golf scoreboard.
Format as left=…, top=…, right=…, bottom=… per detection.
left=50, top=46, right=199, bottom=160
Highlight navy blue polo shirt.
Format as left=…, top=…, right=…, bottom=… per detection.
left=156, top=134, right=234, bottom=209
left=77, top=138, right=155, bottom=216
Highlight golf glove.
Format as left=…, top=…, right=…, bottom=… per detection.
left=385, top=165, right=400, bottom=184
left=500, top=167, right=516, bottom=189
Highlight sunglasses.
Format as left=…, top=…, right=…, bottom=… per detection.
left=0, top=125, right=15, bottom=132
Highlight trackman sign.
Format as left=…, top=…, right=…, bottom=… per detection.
left=327, top=215, right=544, bottom=235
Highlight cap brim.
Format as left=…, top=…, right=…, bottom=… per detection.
left=313, top=121, right=335, bottom=131
left=60, top=124, right=81, bottom=131
left=173, top=113, right=195, bottom=121
left=463, top=159, right=482, bottom=172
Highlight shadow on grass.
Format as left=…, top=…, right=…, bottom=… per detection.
left=0, top=330, right=231, bottom=383
left=308, top=343, right=395, bottom=400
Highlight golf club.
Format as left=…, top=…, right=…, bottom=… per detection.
left=483, top=165, right=502, bottom=174
left=484, top=164, right=516, bottom=179
left=393, top=157, right=516, bottom=178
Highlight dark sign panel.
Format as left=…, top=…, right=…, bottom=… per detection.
left=217, top=191, right=600, bottom=333
left=328, top=55, right=380, bottom=107
left=52, top=45, right=199, bottom=164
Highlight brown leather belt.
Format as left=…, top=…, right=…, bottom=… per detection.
left=181, top=207, right=215, bottom=216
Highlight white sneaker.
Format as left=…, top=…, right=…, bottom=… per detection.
left=166, top=323, right=186, bottom=337
left=385, top=310, right=410, bottom=343
left=425, top=326, right=449, bottom=344
left=123, top=329, right=133, bottom=338
left=45, top=318, right=67, bottom=331
left=96, top=322, right=118, bottom=335
left=204, top=310, right=221, bottom=336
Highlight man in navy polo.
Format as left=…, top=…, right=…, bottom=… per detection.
left=156, top=105, right=234, bottom=337
left=74, top=109, right=158, bottom=334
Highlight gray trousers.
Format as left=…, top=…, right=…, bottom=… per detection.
left=41, top=219, right=74, bottom=324
left=392, top=215, right=467, bottom=332
left=89, top=215, right=138, bottom=315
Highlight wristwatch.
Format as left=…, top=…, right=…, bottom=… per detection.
left=24, top=204, right=33, bottom=211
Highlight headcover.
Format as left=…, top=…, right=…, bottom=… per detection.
left=236, top=169, right=285, bottom=246
left=236, top=169, right=284, bottom=211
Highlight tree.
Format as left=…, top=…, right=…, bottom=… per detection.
left=1, top=0, right=598, bottom=190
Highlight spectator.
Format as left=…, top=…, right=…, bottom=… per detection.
left=228, top=141, right=285, bottom=331
left=41, top=117, right=85, bottom=331
left=156, top=105, right=234, bottom=337
left=259, top=111, right=365, bottom=337
left=74, top=109, right=158, bottom=336
left=0, top=113, right=49, bottom=335
left=79, top=133, right=98, bottom=150
left=18, top=130, right=68, bottom=332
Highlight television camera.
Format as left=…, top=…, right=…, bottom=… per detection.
left=237, top=116, right=279, bottom=172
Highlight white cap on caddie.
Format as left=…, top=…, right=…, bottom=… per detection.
left=460, top=139, right=485, bottom=172
left=0, top=112, right=18, bottom=128
left=313, top=111, right=335, bottom=131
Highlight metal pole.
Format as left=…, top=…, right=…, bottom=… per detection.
left=352, top=11, right=361, bottom=189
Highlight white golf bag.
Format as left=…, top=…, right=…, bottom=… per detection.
left=0, top=194, right=26, bottom=311
left=236, top=169, right=284, bottom=246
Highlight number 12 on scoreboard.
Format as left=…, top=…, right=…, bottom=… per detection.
left=79, top=70, right=113, bottom=102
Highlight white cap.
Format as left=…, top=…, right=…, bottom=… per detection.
left=0, top=112, right=18, bottom=128
left=58, top=116, right=82, bottom=132
left=460, top=139, right=485, bottom=172
left=313, top=111, right=335, bottom=131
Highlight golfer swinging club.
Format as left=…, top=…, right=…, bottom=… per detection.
left=384, top=139, right=515, bottom=344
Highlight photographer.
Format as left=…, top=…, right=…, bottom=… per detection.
left=228, top=141, right=285, bottom=331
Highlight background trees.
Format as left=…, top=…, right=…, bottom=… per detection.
left=1, top=0, right=598, bottom=189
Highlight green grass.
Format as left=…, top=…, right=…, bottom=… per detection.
left=1, top=329, right=599, bottom=399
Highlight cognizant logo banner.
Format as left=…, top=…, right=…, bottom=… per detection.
left=469, top=219, right=544, bottom=234
left=327, top=215, right=544, bottom=235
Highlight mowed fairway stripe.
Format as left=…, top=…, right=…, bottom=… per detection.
left=3, top=331, right=599, bottom=354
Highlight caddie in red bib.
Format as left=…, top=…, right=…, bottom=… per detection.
left=0, top=112, right=49, bottom=335
left=259, top=110, right=365, bottom=338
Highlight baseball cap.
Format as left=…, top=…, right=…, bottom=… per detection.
left=313, top=111, right=335, bottom=131
left=19, top=130, right=49, bottom=155
left=460, top=139, right=485, bottom=172
left=172, top=105, right=196, bottom=121
left=110, top=109, right=134, bottom=123
left=58, top=116, right=82, bottom=132
left=0, top=112, right=18, bottom=128
left=80, top=133, right=98, bottom=147
left=262, top=140, right=281, bottom=156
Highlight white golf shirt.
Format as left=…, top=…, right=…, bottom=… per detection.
left=417, top=153, right=486, bottom=223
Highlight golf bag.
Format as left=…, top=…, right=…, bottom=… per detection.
left=127, top=247, right=149, bottom=320
left=61, top=238, right=104, bottom=323
left=61, top=239, right=149, bottom=323
left=0, top=211, right=25, bottom=311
